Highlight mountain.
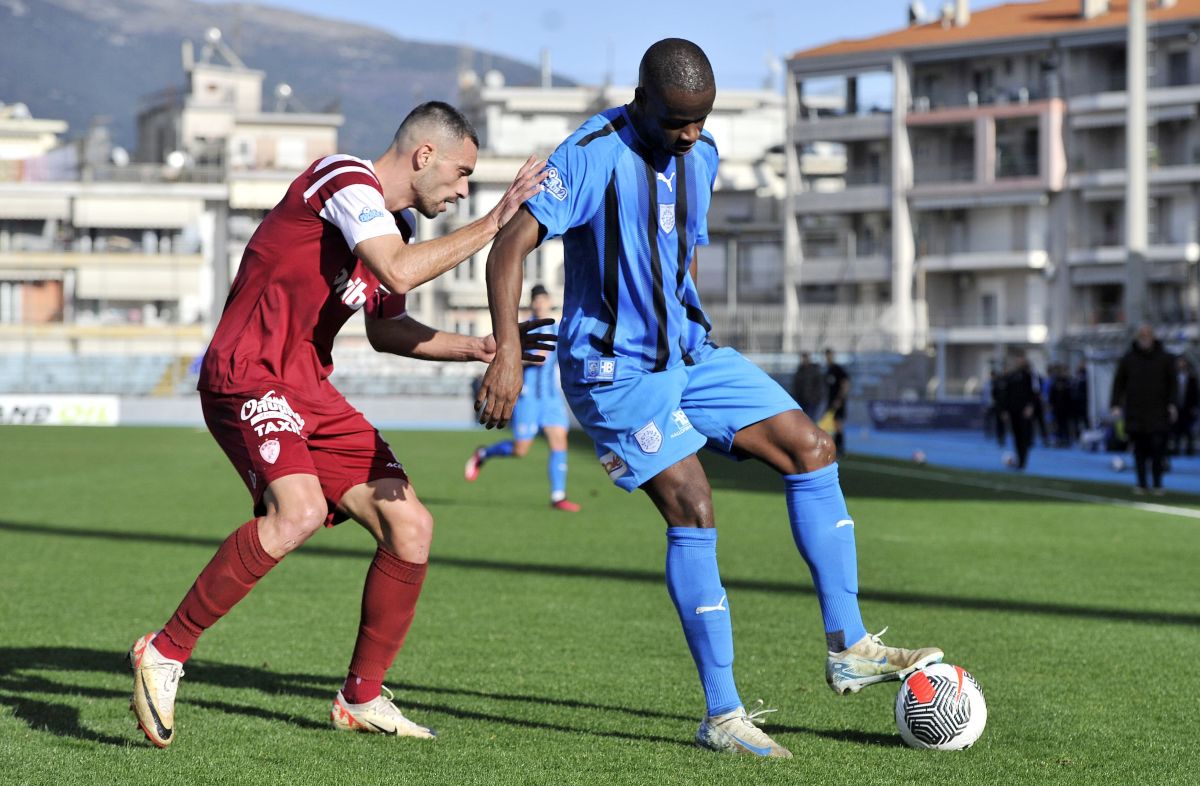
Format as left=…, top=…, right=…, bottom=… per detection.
left=0, top=0, right=572, bottom=156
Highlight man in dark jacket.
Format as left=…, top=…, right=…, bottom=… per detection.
left=1110, top=324, right=1177, bottom=495
left=792, top=351, right=825, bottom=417
left=1002, top=350, right=1037, bottom=469
left=1170, top=355, right=1199, bottom=456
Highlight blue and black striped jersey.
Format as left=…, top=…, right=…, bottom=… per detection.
left=524, top=105, right=717, bottom=384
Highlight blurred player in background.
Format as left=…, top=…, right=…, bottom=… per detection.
left=475, top=38, right=941, bottom=758
left=127, top=102, right=550, bottom=747
left=465, top=283, right=581, bottom=512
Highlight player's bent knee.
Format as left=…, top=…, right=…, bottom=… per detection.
left=380, top=503, right=434, bottom=551
left=797, top=428, right=837, bottom=470
left=264, top=503, right=327, bottom=554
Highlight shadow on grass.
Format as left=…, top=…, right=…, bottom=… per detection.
left=0, top=646, right=700, bottom=749
left=2, top=519, right=1198, bottom=628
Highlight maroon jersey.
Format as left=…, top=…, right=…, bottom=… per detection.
left=198, top=155, right=411, bottom=397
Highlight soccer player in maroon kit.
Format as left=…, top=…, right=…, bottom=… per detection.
left=127, top=102, right=549, bottom=747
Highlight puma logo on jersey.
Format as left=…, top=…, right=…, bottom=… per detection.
left=332, top=268, right=370, bottom=309
left=656, top=171, right=676, bottom=192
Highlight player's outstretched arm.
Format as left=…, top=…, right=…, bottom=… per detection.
left=476, top=208, right=541, bottom=428
left=367, top=312, right=557, bottom=364
left=354, top=155, right=547, bottom=295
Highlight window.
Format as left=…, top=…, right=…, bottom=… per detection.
left=1168, top=50, right=1189, bottom=87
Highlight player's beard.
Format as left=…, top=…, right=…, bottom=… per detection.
left=412, top=169, right=450, bottom=219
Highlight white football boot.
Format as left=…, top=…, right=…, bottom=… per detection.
left=826, top=627, right=943, bottom=695
left=695, top=701, right=792, bottom=758
left=128, top=632, right=184, bottom=748
left=331, top=686, right=436, bottom=738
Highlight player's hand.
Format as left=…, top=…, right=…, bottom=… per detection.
left=475, top=343, right=523, bottom=429
left=518, top=317, right=557, bottom=363
left=489, top=155, right=549, bottom=232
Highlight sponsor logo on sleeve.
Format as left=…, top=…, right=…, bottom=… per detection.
left=599, top=450, right=628, bottom=481
left=669, top=409, right=693, bottom=438
left=584, top=356, right=617, bottom=383
left=358, top=206, right=387, bottom=223
left=240, top=391, right=306, bottom=437
left=542, top=168, right=568, bottom=201
left=633, top=420, right=663, bottom=454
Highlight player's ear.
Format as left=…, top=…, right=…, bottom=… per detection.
left=633, top=86, right=646, bottom=109
left=412, top=142, right=435, bottom=171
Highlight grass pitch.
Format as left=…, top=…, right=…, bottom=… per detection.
left=1, top=425, right=1197, bottom=785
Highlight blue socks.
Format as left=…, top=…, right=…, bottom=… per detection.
left=482, top=440, right=514, bottom=460
left=784, top=463, right=867, bottom=653
left=665, top=527, right=741, bottom=717
left=548, top=449, right=568, bottom=502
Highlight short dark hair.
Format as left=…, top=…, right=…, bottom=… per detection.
left=393, top=101, right=479, bottom=149
left=638, top=38, right=714, bottom=95
left=530, top=283, right=549, bottom=300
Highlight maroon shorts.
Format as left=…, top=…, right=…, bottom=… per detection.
left=200, top=385, right=408, bottom=526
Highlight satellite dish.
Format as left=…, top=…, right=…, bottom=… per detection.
left=483, top=69, right=505, bottom=88
left=205, top=27, right=222, bottom=44
left=276, top=83, right=293, bottom=99
left=165, top=150, right=189, bottom=169
left=111, top=147, right=130, bottom=167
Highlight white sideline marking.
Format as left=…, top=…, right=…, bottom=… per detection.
left=847, top=459, right=1200, bottom=521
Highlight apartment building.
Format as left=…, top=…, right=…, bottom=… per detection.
left=0, top=28, right=343, bottom=393
left=787, top=0, right=1200, bottom=394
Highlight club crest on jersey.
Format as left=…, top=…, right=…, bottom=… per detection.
left=599, top=450, right=628, bottom=481
left=542, top=168, right=568, bottom=201
left=240, top=390, right=305, bottom=437
left=659, top=204, right=675, bottom=234
left=358, top=206, right=387, bottom=223
left=259, top=438, right=281, bottom=465
left=332, top=267, right=370, bottom=309
left=633, top=421, right=663, bottom=454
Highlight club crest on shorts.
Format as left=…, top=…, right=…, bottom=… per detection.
left=599, top=450, right=628, bottom=481
left=259, top=438, right=280, bottom=465
left=659, top=203, right=675, bottom=234
left=633, top=421, right=663, bottom=454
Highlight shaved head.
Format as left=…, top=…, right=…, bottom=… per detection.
left=638, top=38, right=715, bottom=96
left=392, top=101, right=479, bottom=152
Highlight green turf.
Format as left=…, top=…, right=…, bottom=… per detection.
left=1, top=425, right=1197, bottom=785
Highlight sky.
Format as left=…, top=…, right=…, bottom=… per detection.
left=235, top=0, right=1010, bottom=91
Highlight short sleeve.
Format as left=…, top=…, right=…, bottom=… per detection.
left=319, top=183, right=402, bottom=251
left=694, top=135, right=720, bottom=247
left=524, top=140, right=607, bottom=242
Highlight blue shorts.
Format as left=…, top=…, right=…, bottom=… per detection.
left=511, top=393, right=571, bottom=442
left=564, top=343, right=799, bottom=491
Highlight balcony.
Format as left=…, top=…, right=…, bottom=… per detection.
left=919, top=250, right=1048, bottom=273
left=1066, top=243, right=1200, bottom=266
left=791, top=113, right=891, bottom=144
left=926, top=309, right=1049, bottom=345
left=1067, top=83, right=1200, bottom=115
left=792, top=183, right=889, bottom=214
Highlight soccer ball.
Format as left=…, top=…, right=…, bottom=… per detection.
left=1111, top=456, right=1127, bottom=472
left=895, top=664, right=987, bottom=750
left=912, top=449, right=927, bottom=465
left=1001, top=451, right=1016, bottom=467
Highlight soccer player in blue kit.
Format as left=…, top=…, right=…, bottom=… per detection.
left=465, top=283, right=581, bottom=512
left=475, top=38, right=942, bottom=757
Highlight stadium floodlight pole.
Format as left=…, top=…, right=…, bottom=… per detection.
left=1125, top=0, right=1149, bottom=327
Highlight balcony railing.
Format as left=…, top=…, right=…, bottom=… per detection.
left=913, top=161, right=975, bottom=185
left=995, top=151, right=1039, bottom=179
